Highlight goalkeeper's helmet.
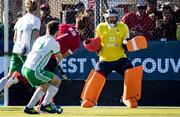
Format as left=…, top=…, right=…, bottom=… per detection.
left=104, top=8, right=119, bottom=27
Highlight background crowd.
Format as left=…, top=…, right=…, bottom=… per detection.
left=0, top=0, right=179, bottom=55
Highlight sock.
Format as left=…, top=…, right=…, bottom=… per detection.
left=0, top=77, right=8, bottom=91
left=27, top=87, right=45, bottom=108
left=41, top=85, right=59, bottom=106
left=38, top=96, right=45, bottom=106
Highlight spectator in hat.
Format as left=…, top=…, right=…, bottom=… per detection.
left=122, top=0, right=155, bottom=40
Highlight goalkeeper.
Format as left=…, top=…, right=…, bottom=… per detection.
left=81, top=8, right=145, bottom=108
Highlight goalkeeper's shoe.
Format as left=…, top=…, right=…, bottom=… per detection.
left=81, top=99, right=95, bottom=108
left=6, top=77, right=19, bottom=88
left=122, top=97, right=138, bottom=108
left=40, top=103, right=63, bottom=114
left=23, top=106, right=39, bottom=114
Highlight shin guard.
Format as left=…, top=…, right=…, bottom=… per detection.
left=81, top=70, right=106, bottom=107
left=123, top=66, right=143, bottom=101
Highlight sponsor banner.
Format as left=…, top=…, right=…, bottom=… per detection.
left=0, top=58, right=4, bottom=74
left=0, top=57, right=10, bottom=75
left=0, top=41, right=180, bottom=80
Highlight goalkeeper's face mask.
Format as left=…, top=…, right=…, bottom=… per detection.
left=104, top=8, right=119, bottom=28
left=106, top=16, right=118, bottom=27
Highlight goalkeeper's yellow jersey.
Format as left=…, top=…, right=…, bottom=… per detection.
left=96, top=22, right=129, bottom=62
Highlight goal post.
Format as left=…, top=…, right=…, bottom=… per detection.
left=3, top=0, right=25, bottom=106
left=3, top=0, right=9, bottom=106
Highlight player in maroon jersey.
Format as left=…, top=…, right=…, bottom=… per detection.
left=44, top=14, right=91, bottom=71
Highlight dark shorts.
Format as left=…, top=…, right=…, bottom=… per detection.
left=44, top=57, right=64, bottom=79
left=95, top=58, right=133, bottom=77
left=44, top=57, right=58, bottom=73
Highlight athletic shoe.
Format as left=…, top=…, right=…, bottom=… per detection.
left=40, top=103, right=63, bottom=114
left=36, top=102, right=63, bottom=114
left=122, top=97, right=138, bottom=108
left=50, top=103, right=63, bottom=114
left=6, top=77, right=19, bottom=88
left=23, top=106, right=39, bottom=114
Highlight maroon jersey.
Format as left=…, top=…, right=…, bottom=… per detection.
left=56, top=24, right=80, bottom=54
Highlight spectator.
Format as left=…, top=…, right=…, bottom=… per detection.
left=154, top=3, right=177, bottom=41
left=149, top=10, right=163, bottom=40
left=122, top=0, right=155, bottom=40
left=175, top=8, right=180, bottom=23
left=149, top=10, right=163, bottom=21
left=75, top=1, right=85, bottom=15
left=146, top=0, right=162, bottom=22
left=146, top=0, right=158, bottom=15
left=40, top=3, right=59, bottom=36
left=62, top=2, right=85, bottom=25
left=0, top=11, right=15, bottom=41
left=163, top=1, right=180, bottom=23
left=81, top=8, right=95, bottom=39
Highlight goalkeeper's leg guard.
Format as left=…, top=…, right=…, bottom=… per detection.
left=81, top=69, right=95, bottom=99
left=123, top=66, right=143, bottom=108
left=81, top=70, right=106, bottom=108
